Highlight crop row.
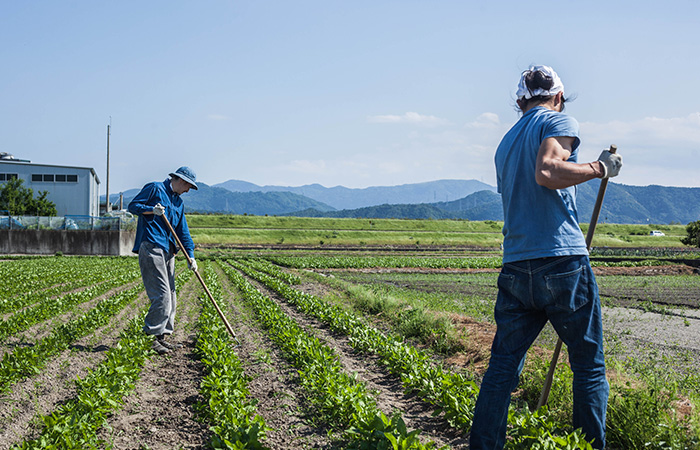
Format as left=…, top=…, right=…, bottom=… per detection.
left=219, top=260, right=441, bottom=449
left=265, top=255, right=669, bottom=270
left=0, top=263, right=141, bottom=341
left=0, top=283, right=142, bottom=392
left=12, top=316, right=152, bottom=449
left=267, top=255, right=503, bottom=270
left=9, top=269, right=193, bottom=449
left=591, top=247, right=700, bottom=259
left=0, top=257, right=137, bottom=313
left=231, top=259, right=595, bottom=449
left=0, top=257, right=92, bottom=299
left=239, top=257, right=301, bottom=285
left=194, top=264, right=268, bottom=449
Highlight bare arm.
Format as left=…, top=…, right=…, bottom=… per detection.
left=535, top=136, right=604, bottom=190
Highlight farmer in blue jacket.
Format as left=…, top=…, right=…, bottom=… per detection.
left=128, top=166, right=198, bottom=354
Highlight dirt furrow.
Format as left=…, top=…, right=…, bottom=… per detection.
left=240, top=270, right=470, bottom=449
left=98, top=275, right=210, bottom=450
left=216, top=267, right=334, bottom=450
left=0, top=291, right=145, bottom=449
left=0, top=280, right=142, bottom=356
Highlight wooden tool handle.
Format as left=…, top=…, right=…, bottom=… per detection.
left=160, top=214, right=238, bottom=341
left=537, top=144, right=617, bottom=409
left=585, top=144, right=616, bottom=250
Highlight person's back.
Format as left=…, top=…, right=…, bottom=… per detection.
left=495, top=106, right=587, bottom=263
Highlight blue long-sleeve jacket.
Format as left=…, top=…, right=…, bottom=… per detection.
left=127, top=178, right=195, bottom=259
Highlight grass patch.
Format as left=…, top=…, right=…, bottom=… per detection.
left=187, top=214, right=691, bottom=248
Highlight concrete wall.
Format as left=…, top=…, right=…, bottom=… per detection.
left=0, top=230, right=136, bottom=256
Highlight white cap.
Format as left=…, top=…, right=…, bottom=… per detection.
left=516, top=65, right=564, bottom=100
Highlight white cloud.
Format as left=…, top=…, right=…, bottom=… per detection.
left=466, top=112, right=501, bottom=128
left=579, top=113, right=700, bottom=187
left=358, top=111, right=700, bottom=188
left=224, top=112, right=700, bottom=190
left=581, top=113, right=700, bottom=147
left=367, top=111, right=450, bottom=126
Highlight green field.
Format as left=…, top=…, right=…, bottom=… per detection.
left=2, top=215, right=698, bottom=449
left=187, top=214, right=689, bottom=249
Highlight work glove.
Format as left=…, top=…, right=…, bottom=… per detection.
left=188, top=259, right=198, bottom=272
left=153, top=203, right=165, bottom=216
left=597, top=150, right=623, bottom=178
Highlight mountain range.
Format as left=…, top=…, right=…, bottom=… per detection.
left=214, top=179, right=495, bottom=210
left=107, top=179, right=700, bottom=225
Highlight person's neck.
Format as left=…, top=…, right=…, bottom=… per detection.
left=522, top=101, right=558, bottom=114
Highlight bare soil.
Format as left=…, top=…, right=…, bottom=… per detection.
left=319, top=263, right=696, bottom=277
left=1, top=261, right=698, bottom=449
left=217, top=270, right=334, bottom=450
left=0, top=291, right=145, bottom=449
left=97, top=274, right=211, bottom=450
left=321, top=263, right=700, bottom=389
left=243, top=271, right=471, bottom=449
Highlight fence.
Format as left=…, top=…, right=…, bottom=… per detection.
left=0, top=213, right=137, bottom=231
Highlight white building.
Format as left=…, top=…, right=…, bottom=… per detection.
left=0, top=156, right=101, bottom=217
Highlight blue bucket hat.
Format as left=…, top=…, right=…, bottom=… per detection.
left=169, top=166, right=198, bottom=190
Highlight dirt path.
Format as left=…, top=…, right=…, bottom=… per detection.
left=602, top=306, right=700, bottom=376
left=98, top=275, right=210, bottom=450
left=99, top=264, right=345, bottom=450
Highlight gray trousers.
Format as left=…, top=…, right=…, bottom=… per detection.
left=138, top=241, right=177, bottom=336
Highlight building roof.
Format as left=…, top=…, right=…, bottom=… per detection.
left=0, top=160, right=101, bottom=184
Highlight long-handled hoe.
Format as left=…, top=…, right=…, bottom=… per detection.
left=161, top=214, right=240, bottom=347
left=536, top=145, right=617, bottom=409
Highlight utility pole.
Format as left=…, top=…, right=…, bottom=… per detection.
left=106, top=122, right=111, bottom=214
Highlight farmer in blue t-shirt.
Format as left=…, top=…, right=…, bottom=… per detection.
left=469, top=66, right=622, bottom=449
left=128, top=166, right=198, bottom=355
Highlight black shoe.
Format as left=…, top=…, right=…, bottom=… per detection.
left=158, top=338, right=183, bottom=350
left=152, top=338, right=171, bottom=355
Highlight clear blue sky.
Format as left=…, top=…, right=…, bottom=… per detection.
left=2, top=1, right=699, bottom=195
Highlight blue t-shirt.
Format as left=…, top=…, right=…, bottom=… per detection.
left=127, top=178, right=195, bottom=259
left=495, top=106, right=587, bottom=263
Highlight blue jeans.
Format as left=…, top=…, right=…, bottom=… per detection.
left=470, top=255, right=608, bottom=449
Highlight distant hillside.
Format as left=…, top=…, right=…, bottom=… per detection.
left=289, top=190, right=502, bottom=221
left=286, top=181, right=700, bottom=224
left=107, top=188, right=140, bottom=207
left=576, top=181, right=700, bottom=225
left=110, top=183, right=335, bottom=216
left=433, top=190, right=504, bottom=220
left=107, top=179, right=700, bottom=225
left=290, top=203, right=454, bottom=220
left=612, top=184, right=700, bottom=224
left=214, top=179, right=496, bottom=210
